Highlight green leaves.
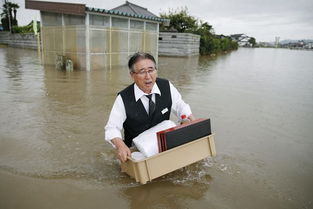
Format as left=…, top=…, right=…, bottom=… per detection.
left=160, top=7, right=198, bottom=33
left=1, top=0, right=20, bottom=31
left=159, top=7, right=238, bottom=55
left=248, top=37, right=256, bottom=47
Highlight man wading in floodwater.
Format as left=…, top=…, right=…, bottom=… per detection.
left=104, top=52, right=195, bottom=162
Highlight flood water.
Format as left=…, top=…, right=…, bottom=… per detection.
left=0, top=46, right=313, bottom=209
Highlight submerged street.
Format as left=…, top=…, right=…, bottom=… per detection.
left=0, top=46, right=312, bottom=209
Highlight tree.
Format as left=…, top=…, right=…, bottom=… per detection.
left=160, top=7, right=198, bottom=33
left=248, top=37, right=256, bottom=47
left=194, top=21, right=216, bottom=54
left=196, top=21, right=213, bottom=36
left=160, top=7, right=238, bottom=55
left=1, top=0, right=20, bottom=31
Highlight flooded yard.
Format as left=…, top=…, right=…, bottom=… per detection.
left=0, top=46, right=312, bottom=209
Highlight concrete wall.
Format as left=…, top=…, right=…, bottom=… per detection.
left=0, top=31, right=201, bottom=57
left=0, top=32, right=39, bottom=49
left=158, top=32, right=200, bottom=56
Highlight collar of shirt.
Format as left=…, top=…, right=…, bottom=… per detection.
left=134, top=82, right=161, bottom=102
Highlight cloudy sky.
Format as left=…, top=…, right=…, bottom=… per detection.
left=4, top=0, right=313, bottom=42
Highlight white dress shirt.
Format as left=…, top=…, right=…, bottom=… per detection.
left=104, top=81, right=192, bottom=146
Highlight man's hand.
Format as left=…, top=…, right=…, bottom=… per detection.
left=181, top=114, right=196, bottom=124
left=111, top=138, right=131, bottom=162
left=188, top=114, right=196, bottom=121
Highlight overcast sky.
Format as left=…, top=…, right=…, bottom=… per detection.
left=4, top=0, right=313, bottom=42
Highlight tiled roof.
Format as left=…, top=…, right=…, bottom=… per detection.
left=111, top=1, right=157, bottom=18
left=86, top=1, right=167, bottom=22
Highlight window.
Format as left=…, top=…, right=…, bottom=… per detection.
left=112, top=17, right=128, bottom=29
left=130, top=20, right=144, bottom=30
left=90, top=15, right=109, bottom=27
left=64, top=14, right=85, bottom=25
left=146, top=22, right=157, bottom=31
left=41, top=12, right=62, bottom=26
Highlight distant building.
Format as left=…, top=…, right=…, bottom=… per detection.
left=258, top=42, right=274, bottom=47
left=25, top=0, right=168, bottom=70
left=280, top=40, right=313, bottom=49
left=304, top=42, right=313, bottom=49
left=275, top=37, right=280, bottom=48
left=230, top=34, right=251, bottom=47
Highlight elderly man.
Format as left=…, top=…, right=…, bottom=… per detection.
left=105, top=52, right=195, bottom=162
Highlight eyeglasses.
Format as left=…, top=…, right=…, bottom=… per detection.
left=133, top=68, right=157, bottom=77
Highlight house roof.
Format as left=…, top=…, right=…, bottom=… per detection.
left=230, top=34, right=249, bottom=41
left=25, top=0, right=168, bottom=23
left=25, top=0, right=85, bottom=16
left=111, top=1, right=157, bottom=18
left=230, top=34, right=245, bottom=39
left=87, top=1, right=167, bottom=22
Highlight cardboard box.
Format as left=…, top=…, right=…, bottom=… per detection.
left=121, top=134, right=216, bottom=184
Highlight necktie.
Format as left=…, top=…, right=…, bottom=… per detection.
left=146, top=94, right=155, bottom=116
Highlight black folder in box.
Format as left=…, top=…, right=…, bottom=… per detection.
left=157, top=118, right=211, bottom=152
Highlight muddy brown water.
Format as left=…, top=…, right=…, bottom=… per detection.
left=0, top=46, right=312, bottom=209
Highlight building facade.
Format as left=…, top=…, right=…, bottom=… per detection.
left=158, top=32, right=200, bottom=56
left=26, top=0, right=167, bottom=71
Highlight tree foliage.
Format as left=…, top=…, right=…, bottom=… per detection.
left=12, top=20, right=40, bottom=34
left=160, top=7, right=198, bottom=33
left=160, top=8, right=238, bottom=55
left=248, top=37, right=256, bottom=47
left=1, top=0, right=20, bottom=31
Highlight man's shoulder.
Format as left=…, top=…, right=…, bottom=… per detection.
left=156, top=77, right=169, bottom=82
left=118, top=83, right=135, bottom=96
left=156, top=77, right=170, bottom=85
left=156, top=78, right=171, bottom=95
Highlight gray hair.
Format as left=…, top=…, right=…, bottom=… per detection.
left=128, top=52, right=157, bottom=72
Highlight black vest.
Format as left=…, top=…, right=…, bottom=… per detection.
left=119, top=78, right=172, bottom=147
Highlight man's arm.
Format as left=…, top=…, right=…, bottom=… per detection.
left=111, top=138, right=131, bottom=162
left=169, top=81, right=195, bottom=121
left=104, top=95, right=130, bottom=162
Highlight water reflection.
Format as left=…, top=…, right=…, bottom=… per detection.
left=120, top=158, right=213, bottom=209
left=122, top=180, right=210, bottom=209
left=3, top=46, right=23, bottom=81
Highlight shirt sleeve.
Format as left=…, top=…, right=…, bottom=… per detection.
left=104, top=94, right=126, bottom=147
left=169, top=81, right=192, bottom=119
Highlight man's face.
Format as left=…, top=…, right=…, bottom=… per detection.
left=131, top=59, right=157, bottom=94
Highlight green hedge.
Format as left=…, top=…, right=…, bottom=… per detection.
left=160, top=8, right=238, bottom=55
left=12, top=21, right=40, bottom=34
